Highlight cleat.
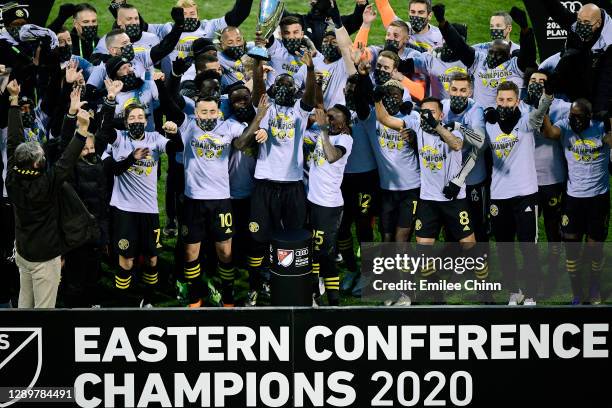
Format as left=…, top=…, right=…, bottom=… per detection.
left=163, top=219, right=178, bottom=237
left=312, top=293, right=321, bottom=308
left=176, top=280, right=189, bottom=302
left=223, top=303, right=235, bottom=308
left=393, top=293, right=412, bottom=307
left=508, top=290, right=524, bottom=306
left=188, top=299, right=203, bottom=308
left=351, top=274, right=370, bottom=297
left=340, top=271, right=359, bottom=293
left=523, top=298, right=537, bottom=306
left=589, top=285, right=602, bottom=305
left=139, top=298, right=153, bottom=308
left=246, top=290, right=258, bottom=307
left=207, top=281, right=223, bottom=307
left=335, top=253, right=343, bottom=263
left=261, top=282, right=271, bottom=299
left=571, top=296, right=582, bottom=305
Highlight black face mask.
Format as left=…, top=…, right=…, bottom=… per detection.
left=409, top=15, right=427, bottom=33
left=81, top=153, right=98, bottom=164
left=496, top=105, right=518, bottom=122
left=81, top=25, right=98, bottom=41
left=321, top=43, right=341, bottom=62
left=450, top=95, right=468, bottom=113
left=439, top=44, right=457, bottom=62
left=384, top=39, right=401, bottom=53
left=184, top=18, right=200, bottom=32
left=575, top=22, right=595, bottom=42
left=490, top=28, right=505, bottom=41
left=273, top=84, right=296, bottom=106
left=486, top=51, right=509, bottom=69
left=121, top=44, right=135, bottom=61
left=282, top=38, right=303, bottom=55
left=420, top=113, right=437, bottom=134
left=127, top=122, right=145, bottom=138
left=233, top=105, right=255, bottom=122
left=58, top=44, right=72, bottom=62
left=124, top=24, right=142, bottom=42
left=569, top=115, right=590, bottom=133
left=7, top=26, right=20, bottom=40
left=382, top=94, right=401, bottom=116
left=374, top=68, right=392, bottom=85
left=21, top=112, right=35, bottom=129
left=120, top=72, right=141, bottom=91
left=224, top=45, right=246, bottom=60
left=197, top=118, right=217, bottom=131
left=525, top=82, right=544, bottom=106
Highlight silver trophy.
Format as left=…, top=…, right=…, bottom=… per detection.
left=248, top=0, right=285, bottom=60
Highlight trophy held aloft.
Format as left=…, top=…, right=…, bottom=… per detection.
left=248, top=0, right=285, bottom=60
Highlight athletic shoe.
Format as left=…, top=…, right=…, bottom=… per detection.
left=163, top=219, right=178, bottom=238
left=312, top=293, right=321, bottom=308
left=261, top=282, right=271, bottom=299
left=508, top=290, right=525, bottom=306
left=340, top=271, right=359, bottom=294
left=351, top=274, right=370, bottom=297
left=335, top=253, right=343, bottom=263
left=0, top=300, right=12, bottom=308
left=393, top=293, right=412, bottom=307
left=245, top=290, right=258, bottom=307
left=139, top=299, right=154, bottom=308
left=222, top=287, right=235, bottom=308
left=523, top=298, right=537, bottom=306
left=319, top=277, right=326, bottom=296
left=571, top=296, right=582, bottom=306
left=176, top=281, right=189, bottom=302
left=207, top=281, right=223, bottom=307
left=90, top=304, right=101, bottom=309
left=188, top=298, right=203, bottom=308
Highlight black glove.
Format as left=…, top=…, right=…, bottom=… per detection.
left=443, top=121, right=456, bottom=131
left=400, top=128, right=417, bottom=142
left=443, top=180, right=461, bottom=200
left=432, top=4, right=445, bottom=23
left=172, top=56, right=192, bottom=76
left=373, top=85, right=386, bottom=103
left=59, top=3, right=77, bottom=19
left=421, top=109, right=439, bottom=128
left=484, top=107, right=499, bottom=124
left=398, top=58, right=415, bottom=75
left=327, top=0, right=343, bottom=28
left=509, top=7, right=528, bottom=29
left=543, top=76, right=555, bottom=96
left=171, top=6, right=185, bottom=28
left=399, top=101, right=414, bottom=115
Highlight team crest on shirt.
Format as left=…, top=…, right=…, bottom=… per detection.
left=249, top=222, right=259, bottom=233
left=128, top=155, right=155, bottom=177
left=415, top=219, right=422, bottom=231
left=118, top=239, right=130, bottom=250
left=489, top=204, right=499, bottom=217
left=570, top=139, right=601, bottom=162
left=491, top=133, right=518, bottom=158
left=270, top=113, right=296, bottom=140
left=181, top=225, right=189, bottom=237
left=377, top=126, right=405, bottom=151
left=561, top=215, right=569, bottom=227
left=191, top=134, right=226, bottom=159
left=419, top=145, right=445, bottom=171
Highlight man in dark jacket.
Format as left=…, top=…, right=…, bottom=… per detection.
left=5, top=79, right=92, bottom=309
left=48, top=3, right=100, bottom=63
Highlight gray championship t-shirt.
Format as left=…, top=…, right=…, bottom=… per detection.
left=470, top=51, right=524, bottom=108
left=307, top=132, right=353, bottom=207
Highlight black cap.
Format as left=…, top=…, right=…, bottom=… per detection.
left=105, top=56, right=130, bottom=79
left=192, top=37, right=217, bottom=56
left=1, top=2, right=29, bottom=25
left=226, top=81, right=249, bottom=97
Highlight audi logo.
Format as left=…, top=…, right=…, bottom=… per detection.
left=561, top=1, right=583, bottom=13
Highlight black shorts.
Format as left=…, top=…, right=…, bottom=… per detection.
left=380, top=188, right=419, bottom=233
left=113, top=208, right=160, bottom=258
left=249, top=179, right=307, bottom=243
left=341, top=170, right=380, bottom=220
left=466, top=181, right=490, bottom=242
left=415, top=199, right=473, bottom=240
left=309, top=201, right=343, bottom=257
left=538, top=183, right=564, bottom=220
left=562, top=192, right=610, bottom=241
left=490, top=194, right=538, bottom=242
left=182, top=197, right=234, bottom=244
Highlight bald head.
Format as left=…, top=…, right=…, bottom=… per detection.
left=577, top=3, right=602, bottom=31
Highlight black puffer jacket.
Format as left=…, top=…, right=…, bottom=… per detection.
left=71, top=157, right=109, bottom=246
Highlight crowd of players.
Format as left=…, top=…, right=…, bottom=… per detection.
left=0, top=0, right=611, bottom=309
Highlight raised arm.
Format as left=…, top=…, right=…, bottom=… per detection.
left=150, top=8, right=185, bottom=64
left=314, top=108, right=344, bottom=163
left=541, top=0, right=577, bottom=29
left=329, top=2, right=358, bottom=77
left=156, top=75, right=186, bottom=126
left=301, top=50, right=316, bottom=108
left=6, top=80, right=23, bottom=165
left=373, top=88, right=404, bottom=131
left=95, top=79, right=124, bottom=147
left=341, top=0, right=368, bottom=35
left=224, top=0, right=254, bottom=26
left=433, top=5, right=475, bottom=68
left=52, top=110, right=92, bottom=186
left=374, top=0, right=397, bottom=27
left=233, top=94, right=271, bottom=151
left=529, top=84, right=555, bottom=132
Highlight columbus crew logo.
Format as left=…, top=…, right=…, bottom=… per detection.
left=415, top=219, right=422, bottom=231
left=118, top=239, right=129, bottom=250
left=561, top=215, right=569, bottom=227
left=248, top=222, right=259, bottom=233
left=490, top=204, right=499, bottom=217
left=181, top=225, right=189, bottom=237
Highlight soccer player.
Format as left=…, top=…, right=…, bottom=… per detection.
left=264, top=16, right=312, bottom=87
left=472, top=11, right=521, bottom=55
left=374, top=0, right=444, bottom=51
left=433, top=5, right=536, bottom=108
left=308, top=107, right=353, bottom=306
left=245, top=46, right=316, bottom=306
left=484, top=80, right=551, bottom=306
left=218, top=27, right=249, bottom=85
left=541, top=98, right=612, bottom=305
left=523, top=70, right=570, bottom=285
left=97, top=79, right=183, bottom=307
